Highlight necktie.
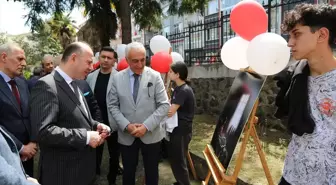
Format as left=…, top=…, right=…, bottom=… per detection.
left=70, top=81, right=80, bottom=99
left=133, top=74, right=140, bottom=102
left=8, top=80, right=21, bottom=110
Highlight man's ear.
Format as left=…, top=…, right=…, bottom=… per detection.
left=317, top=27, right=329, bottom=44
left=0, top=52, right=7, bottom=62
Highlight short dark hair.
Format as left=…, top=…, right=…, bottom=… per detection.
left=170, top=61, right=188, bottom=81
left=33, top=66, right=43, bottom=76
left=61, top=43, right=84, bottom=63
left=281, top=3, right=336, bottom=47
left=100, top=46, right=117, bottom=59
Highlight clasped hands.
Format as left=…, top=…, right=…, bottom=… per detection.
left=126, top=123, right=147, bottom=138
left=20, top=142, right=37, bottom=161
left=88, top=123, right=111, bottom=148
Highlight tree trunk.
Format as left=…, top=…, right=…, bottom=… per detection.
left=119, top=0, right=132, bottom=44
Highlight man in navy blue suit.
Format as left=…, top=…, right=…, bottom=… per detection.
left=0, top=126, right=39, bottom=184
left=0, top=43, right=37, bottom=177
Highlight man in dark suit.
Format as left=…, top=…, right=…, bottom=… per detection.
left=30, top=42, right=111, bottom=185
left=0, top=43, right=37, bottom=177
left=0, top=126, right=40, bottom=185
left=27, top=66, right=43, bottom=90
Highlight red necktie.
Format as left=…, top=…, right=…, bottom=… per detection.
left=8, top=80, right=21, bottom=109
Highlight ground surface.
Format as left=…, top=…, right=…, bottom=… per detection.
left=33, top=114, right=290, bottom=185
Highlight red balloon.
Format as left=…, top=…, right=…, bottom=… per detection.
left=93, top=61, right=100, bottom=70
left=230, top=0, right=268, bottom=41
left=117, top=58, right=129, bottom=71
left=151, top=52, right=172, bottom=73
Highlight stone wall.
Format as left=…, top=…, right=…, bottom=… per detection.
left=188, top=63, right=285, bottom=129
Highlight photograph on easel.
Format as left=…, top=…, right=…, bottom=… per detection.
left=210, top=71, right=266, bottom=169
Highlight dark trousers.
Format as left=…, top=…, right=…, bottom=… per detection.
left=96, top=131, right=120, bottom=184
left=279, top=177, right=291, bottom=185
left=120, top=139, right=161, bottom=185
left=22, top=158, right=34, bottom=177
left=168, top=132, right=192, bottom=185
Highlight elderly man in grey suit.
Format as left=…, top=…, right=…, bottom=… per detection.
left=86, top=46, right=120, bottom=185
left=0, top=126, right=39, bottom=185
left=30, top=42, right=111, bottom=185
left=107, top=42, right=170, bottom=185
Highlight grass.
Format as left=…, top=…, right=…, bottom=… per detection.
left=33, top=114, right=290, bottom=185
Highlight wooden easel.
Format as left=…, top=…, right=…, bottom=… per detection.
left=202, top=69, right=274, bottom=185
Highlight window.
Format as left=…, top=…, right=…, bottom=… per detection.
left=208, top=0, right=218, bottom=15
left=163, top=26, right=170, bottom=35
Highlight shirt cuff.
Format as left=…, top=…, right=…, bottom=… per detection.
left=19, top=145, right=24, bottom=153
left=86, top=131, right=90, bottom=145
left=143, top=124, right=149, bottom=131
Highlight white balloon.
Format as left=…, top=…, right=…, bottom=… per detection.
left=220, top=37, right=249, bottom=70
left=117, top=44, right=127, bottom=59
left=95, top=52, right=100, bottom=58
left=247, top=33, right=290, bottom=76
left=150, top=35, right=171, bottom=54
left=171, top=52, right=184, bottom=63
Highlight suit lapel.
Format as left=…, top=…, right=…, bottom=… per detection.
left=16, top=78, right=28, bottom=114
left=136, top=67, right=149, bottom=105
left=106, top=68, right=117, bottom=97
left=0, top=76, right=21, bottom=114
left=124, top=68, right=136, bottom=107
left=53, top=71, right=90, bottom=122
left=90, top=69, right=100, bottom=91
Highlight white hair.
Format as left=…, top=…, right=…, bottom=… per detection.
left=125, top=42, right=146, bottom=59
left=0, top=42, right=21, bottom=55
left=43, top=54, right=53, bottom=62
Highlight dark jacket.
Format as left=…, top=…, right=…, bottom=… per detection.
left=76, top=80, right=103, bottom=123
left=274, top=60, right=315, bottom=136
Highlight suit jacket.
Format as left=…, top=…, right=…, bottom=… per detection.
left=86, top=68, right=118, bottom=131
left=0, top=127, right=36, bottom=185
left=29, top=71, right=99, bottom=185
left=77, top=79, right=103, bottom=122
left=107, top=67, right=170, bottom=146
left=27, top=75, right=40, bottom=91
left=0, top=75, right=35, bottom=151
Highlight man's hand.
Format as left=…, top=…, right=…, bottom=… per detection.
left=168, top=110, right=174, bottom=118
left=20, top=142, right=37, bottom=160
left=27, top=177, right=40, bottom=184
left=132, top=124, right=147, bottom=138
left=126, top=124, right=137, bottom=134
left=97, top=123, right=111, bottom=139
left=88, top=131, right=103, bottom=148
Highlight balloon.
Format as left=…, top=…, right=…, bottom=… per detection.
left=117, top=58, right=129, bottom=71
left=247, top=33, right=291, bottom=76
left=149, top=35, right=171, bottom=54
left=230, top=0, right=268, bottom=41
left=220, top=37, right=249, bottom=70
left=171, top=52, right=184, bottom=63
left=93, top=61, right=100, bottom=70
left=117, top=44, right=127, bottom=59
left=95, top=52, right=100, bottom=58
left=151, top=52, right=173, bottom=73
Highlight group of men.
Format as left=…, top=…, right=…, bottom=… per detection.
left=0, top=41, right=170, bottom=185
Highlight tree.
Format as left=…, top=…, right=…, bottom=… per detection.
left=46, top=13, right=78, bottom=49
left=11, top=0, right=209, bottom=44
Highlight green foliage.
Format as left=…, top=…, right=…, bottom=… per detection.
left=23, top=70, right=31, bottom=79
left=0, top=20, right=63, bottom=67
left=10, top=0, right=208, bottom=44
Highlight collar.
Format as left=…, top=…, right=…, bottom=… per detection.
left=0, top=70, right=12, bottom=83
left=55, top=66, right=73, bottom=84
left=128, top=69, right=142, bottom=77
